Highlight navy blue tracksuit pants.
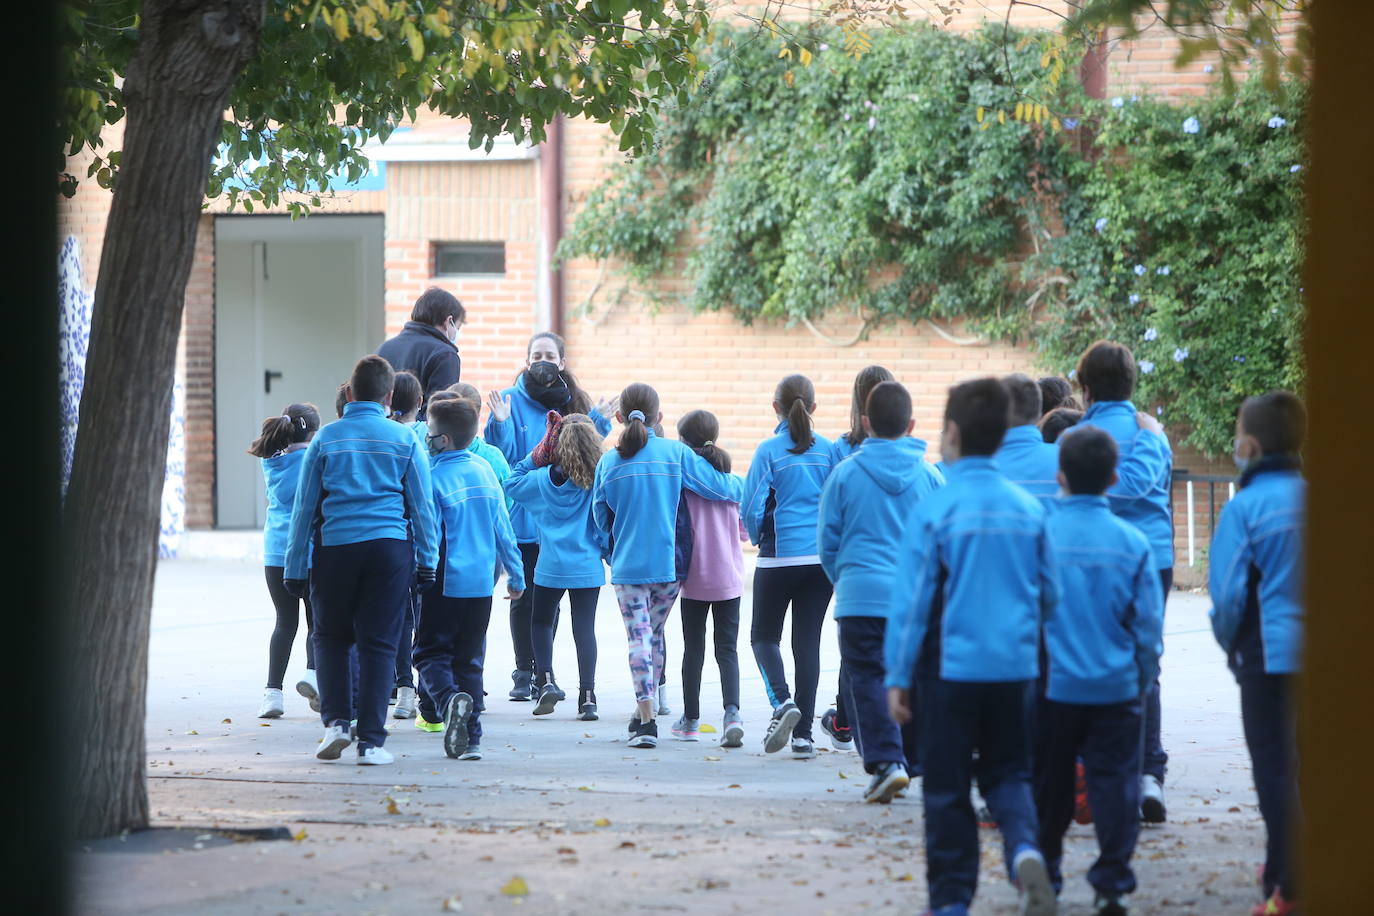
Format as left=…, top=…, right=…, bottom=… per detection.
left=1240, top=672, right=1298, bottom=900
left=1142, top=568, right=1173, bottom=782
left=393, top=586, right=418, bottom=689
left=1034, top=697, right=1143, bottom=897
left=310, top=538, right=412, bottom=750
left=838, top=616, right=918, bottom=774
left=919, top=678, right=1040, bottom=910
left=415, top=592, right=492, bottom=744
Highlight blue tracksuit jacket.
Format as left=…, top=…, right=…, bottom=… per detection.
left=593, top=431, right=744, bottom=585
left=743, top=422, right=834, bottom=558
left=819, top=436, right=945, bottom=619
left=1045, top=495, right=1164, bottom=704
left=505, top=457, right=607, bottom=590
left=1073, top=401, right=1174, bottom=569
left=285, top=401, right=438, bottom=580
left=262, top=444, right=307, bottom=567
left=996, top=424, right=1062, bottom=504
left=483, top=375, right=612, bottom=543
left=431, top=449, right=525, bottom=598
left=884, top=456, right=1059, bottom=687
left=1208, top=456, right=1305, bottom=675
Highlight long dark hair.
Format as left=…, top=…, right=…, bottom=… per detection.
left=517, top=331, right=593, bottom=415
left=677, top=409, right=731, bottom=473
left=775, top=374, right=816, bottom=455
left=847, top=365, right=895, bottom=447
left=616, top=383, right=660, bottom=459
left=248, top=402, right=320, bottom=458
left=391, top=370, right=423, bottom=419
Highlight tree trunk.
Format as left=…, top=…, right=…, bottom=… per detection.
left=64, top=0, right=263, bottom=840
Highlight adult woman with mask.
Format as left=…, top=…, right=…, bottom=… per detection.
left=486, top=333, right=617, bottom=701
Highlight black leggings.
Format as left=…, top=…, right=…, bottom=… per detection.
left=680, top=597, right=741, bottom=720
left=264, top=565, right=315, bottom=689
left=532, top=585, right=599, bottom=689
left=509, top=542, right=544, bottom=673
left=750, top=564, right=833, bottom=740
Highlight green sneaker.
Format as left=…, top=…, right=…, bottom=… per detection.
left=414, top=715, right=443, bottom=733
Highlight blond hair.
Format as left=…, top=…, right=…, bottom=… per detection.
left=556, top=414, right=603, bottom=490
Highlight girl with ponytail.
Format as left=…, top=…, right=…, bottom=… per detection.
left=742, top=374, right=837, bottom=759
left=592, top=384, right=744, bottom=748
left=248, top=402, right=322, bottom=719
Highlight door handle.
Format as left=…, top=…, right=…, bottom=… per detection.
left=264, top=370, right=283, bottom=394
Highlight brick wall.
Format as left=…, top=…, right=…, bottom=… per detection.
left=182, top=216, right=216, bottom=528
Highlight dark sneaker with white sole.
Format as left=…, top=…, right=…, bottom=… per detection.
left=443, top=692, right=474, bottom=759
left=763, top=700, right=801, bottom=754
left=577, top=688, right=599, bottom=721
left=820, top=708, right=854, bottom=751
left=863, top=762, right=910, bottom=804
left=628, top=717, right=658, bottom=748
left=1140, top=774, right=1166, bottom=824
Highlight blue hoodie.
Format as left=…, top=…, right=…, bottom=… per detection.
left=1073, top=401, right=1174, bottom=569
left=431, top=449, right=525, bottom=598
left=285, top=401, right=438, bottom=580
left=996, top=424, right=1061, bottom=504
left=261, top=444, right=307, bottom=568
left=1209, top=456, right=1305, bottom=676
left=819, top=437, right=944, bottom=619
left=884, top=456, right=1059, bottom=687
left=505, top=457, right=607, bottom=589
left=593, top=431, right=744, bottom=585
left=1045, top=495, right=1164, bottom=704
left=483, top=375, right=612, bottom=543
left=743, top=422, right=834, bottom=559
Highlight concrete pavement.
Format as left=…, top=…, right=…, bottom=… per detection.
left=74, top=555, right=1269, bottom=915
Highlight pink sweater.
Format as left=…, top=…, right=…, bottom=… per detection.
left=681, top=492, right=747, bottom=602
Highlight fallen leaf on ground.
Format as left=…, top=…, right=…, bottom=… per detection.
left=703, top=756, right=721, bottom=762
left=894, top=873, right=914, bottom=882
left=292, top=828, right=308, bottom=842
left=593, top=818, right=611, bottom=827
left=577, top=786, right=592, bottom=792
left=221, top=718, right=231, bottom=724
left=186, top=730, right=198, bottom=735
left=441, top=894, right=463, bottom=911
left=385, top=796, right=400, bottom=815
left=617, top=841, right=636, bottom=849
left=727, top=784, right=742, bottom=789
left=838, top=771, right=848, bottom=779
left=500, top=876, right=529, bottom=897
left=699, top=723, right=717, bottom=733
left=556, top=847, right=576, bottom=855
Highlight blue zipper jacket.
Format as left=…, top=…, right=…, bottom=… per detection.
left=1073, top=401, right=1174, bottom=569
left=996, top=424, right=1062, bottom=504
left=1045, top=495, right=1164, bottom=704
left=1209, top=456, right=1305, bottom=676
left=819, top=436, right=944, bottom=619
left=884, top=456, right=1059, bottom=687
left=261, top=444, right=308, bottom=567
left=285, top=401, right=438, bottom=580
left=431, top=449, right=525, bottom=598
left=593, top=431, right=744, bottom=585
left=505, top=457, right=607, bottom=589
left=483, top=374, right=612, bottom=543
left=743, top=422, right=834, bottom=558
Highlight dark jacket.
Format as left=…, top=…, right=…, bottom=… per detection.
left=375, top=322, right=461, bottom=412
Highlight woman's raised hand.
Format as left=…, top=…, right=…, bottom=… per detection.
left=486, top=390, right=512, bottom=423
left=595, top=393, right=621, bottom=418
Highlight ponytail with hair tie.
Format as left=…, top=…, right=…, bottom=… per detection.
left=615, top=384, right=659, bottom=459
left=627, top=409, right=646, bottom=423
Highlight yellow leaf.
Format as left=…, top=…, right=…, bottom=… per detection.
left=593, top=817, right=611, bottom=827
left=997, top=109, right=1006, bottom=125
left=1015, top=101, right=1025, bottom=121
left=698, top=723, right=717, bottom=733
left=403, top=20, right=423, bottom=62
left=783, top=70, right=794, bottom=88
left=500, top=876, right=529, bottom=897
left=1051, top=117, right=1062, bottom=132
left=331, top=7, right=349, bottom=41
left=778, top=46, right=792, bottom=59
left=799, top=47, right=813, bottom=67
left=976, top=106, right=985, bottom=123
left=292, top=827, right=308, bottom=842
left=385, top=795, right=400, bottom=815
left=895, top=873, right=914, bottom=882
left=577, top=786, right=592, bottom=791
left=838, top=771, right=848, bottom=779
left=1040, top=52, right=1051, bottom=69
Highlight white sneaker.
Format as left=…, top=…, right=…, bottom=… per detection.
left=258, top=688, right=285, bottom=719
left=1140, top=774, right=1166, bottom=823
left=791, top=737, right=816, bottom=759
left=295, top=671, right=320, bottom=713
left=357, top=745, right=395, bottom=766
left=657, top=685, right=671, bottom=716
left=315, top=724, right=351, bottom=760
left=1013, top=847, right=1057, bottom=916
left=392, top=686, right=418, bottom=719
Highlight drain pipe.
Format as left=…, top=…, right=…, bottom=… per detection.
left=538, top=116, right=565, bottom=337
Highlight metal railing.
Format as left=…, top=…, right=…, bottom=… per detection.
left=1172, top=470, right=1239, bottom=567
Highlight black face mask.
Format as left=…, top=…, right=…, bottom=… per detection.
left=526, top=360, right=561, bottom=386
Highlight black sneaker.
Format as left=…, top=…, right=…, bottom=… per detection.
left=508, top=669, right=532, bottom=702
left=627, top=717, right=658, bottom=748
left=763, top=700, right=801, bottom=754
left=443, top=692, right=473, bottom=759
left=577, top=688, right=599, bottom=721
left=863, top=762, right=910, bottom=804
left=820, top=708, right=854, bottom=751
left=533, top=683, right=561, bottom=716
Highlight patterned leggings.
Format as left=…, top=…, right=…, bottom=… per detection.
left=613, top=581, right=682, bottom=703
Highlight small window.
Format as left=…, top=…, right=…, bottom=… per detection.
left=434, top=242, right=505, bottom=276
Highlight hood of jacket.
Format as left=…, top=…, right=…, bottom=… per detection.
left=851, top=436, right=930, bottom=495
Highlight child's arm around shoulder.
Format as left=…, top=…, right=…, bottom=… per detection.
left=678, top=440, right=745, bottom=505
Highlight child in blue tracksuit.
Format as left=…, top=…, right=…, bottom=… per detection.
left=506, top=412, right=608, bottom=721
left=885, top=378, right=1058, bottom=916
left=593, top=383, right=744, bottom=749
left=250, top=403, right=321, bottom=720
left=387, top=370, right=426, bottom=720
left=743, top=373, right=835, bottom=758
left=1070, top=341, right=1175, bottom=821
left=1034, top=426, right=1164, bottom=914
left=484, top=333, right=613, bottom=701
left=819, top=381, right=942, bottom=805
left=284, top=356, right=438, bottom=766
left=997, top=374, right=1062, bottom=505
left=417, top=398, right=526, bottom=761
left=1209, top=392, right=1306, bottom=916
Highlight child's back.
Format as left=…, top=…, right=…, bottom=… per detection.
left=432, top=449, right=524, bottom=598
left=743, top=424, right=834, bottom=559
left=681, top=492, right=744, bottom=602
left=506, top=457, right=604, bottom=589
left=262, top=445, right=308, bottom=567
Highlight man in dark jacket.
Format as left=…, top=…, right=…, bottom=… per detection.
left=376, top=287, right=465, bottom=416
